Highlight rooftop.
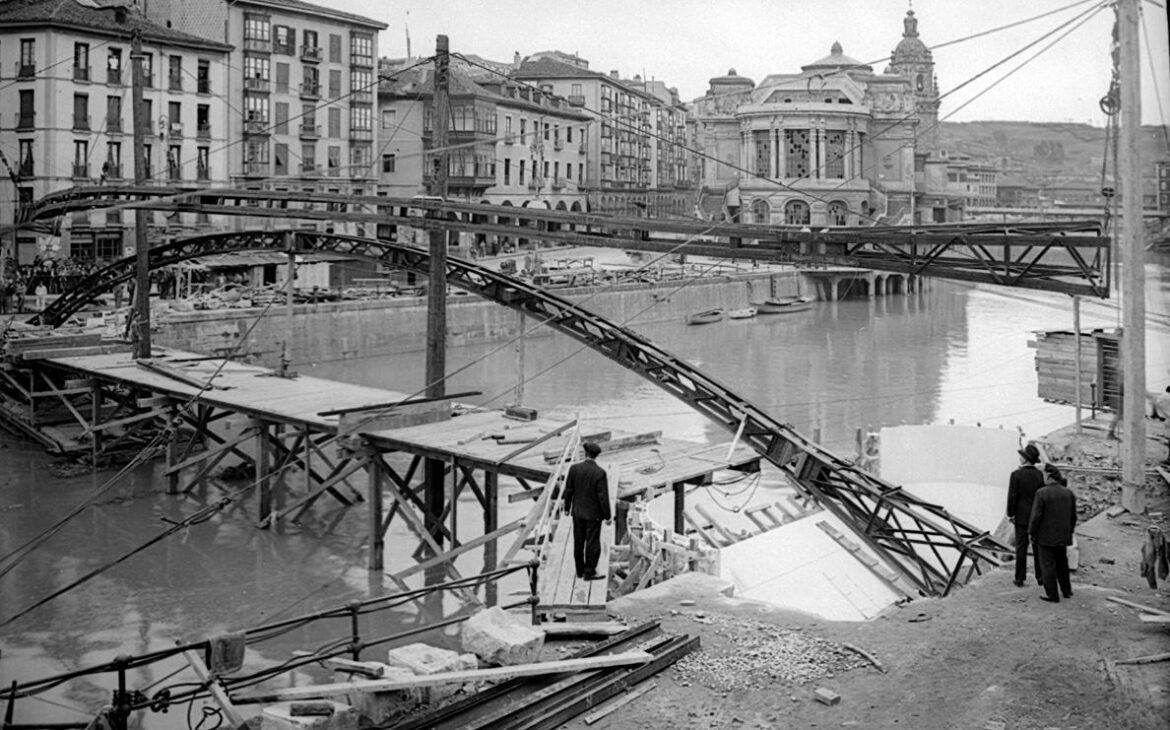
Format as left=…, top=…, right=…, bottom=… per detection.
left=232, top=0, right=387, bottom=30
left=0, top=0, right=233, bottom=51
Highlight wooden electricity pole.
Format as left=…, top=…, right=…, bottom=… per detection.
left=1117, top=0, right=1147, bottom=511
left=130, top=29, right=152, bottom=359
left=424, top=35, right=451, bottom=546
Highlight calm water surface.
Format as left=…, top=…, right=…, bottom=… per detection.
left=1, top=267, right=1167, bottom=726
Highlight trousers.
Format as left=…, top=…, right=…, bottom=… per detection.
left=1037, top=544, right=1072, bottom=600
left=572, top=516, right=602, bottom=578
left=1014, top=523, right=1039, bottom=585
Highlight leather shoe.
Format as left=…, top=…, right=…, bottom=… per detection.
left=1039, top=595, right=1060, bottom=603
left=1012, top=580, right=1024, bottom=588
left=1063, top=592, right=1073, bottom=599
left=584, top=573, right=605, bottom=581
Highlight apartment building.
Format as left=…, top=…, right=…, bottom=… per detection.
left=514, top=51, right=694, bottom=218
left=145, top=0, right=387, bottom=234
left=0, top=0, right=232, bottom=264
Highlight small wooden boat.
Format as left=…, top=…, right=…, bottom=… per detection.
left=687, top=308, right=724, bottom=325
left=751, top=296, right=813, bottom=314
left=727, top=307, right=758, bottom=319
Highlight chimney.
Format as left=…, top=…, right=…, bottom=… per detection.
left=514, top=51, right=521, bottom=65
left=610, top=70, right=620, bottom=79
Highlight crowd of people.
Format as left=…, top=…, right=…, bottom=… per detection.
left=1, top=256, right=104, bottom=314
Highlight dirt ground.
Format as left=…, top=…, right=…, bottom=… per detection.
left=565, top=420, right=1170, bottom=730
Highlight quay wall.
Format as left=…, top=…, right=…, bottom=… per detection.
left=154, top=270, right=827, bottom=367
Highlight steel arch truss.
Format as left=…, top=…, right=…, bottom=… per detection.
left=22, top=185, right=1112, bottom=297
left=35, top=229, right=1006, bottom=595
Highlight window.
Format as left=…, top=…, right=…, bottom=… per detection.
left=350, top=145, right=371, bottom=173
left=105, top=142, right=121, bottom=179
left=351, top=68, right=372, bottom=93
left=302, top=30, right=319, bottom=54
left=301, top=143, right=316, bottom=172
left=143, top=143, right=152, bottom=177
left=196, top=104, right=210, bottom=137
left=351, top=33, right=373, bottom=64
left=751, top=199, right=770, bottom=224
left=519, top=118, right=527, bottom=143
left=245, top=95, right=268, bottom=122
left=274, top=102, right=289, bottom=134
left=565, top=163, right=571, bottom=182
left=301, top=103, right=316, bottom=127
left=825, top=131, right=845, bottom=179
left=168, top=101, right=181, bottom=135
left=784, top=199, right=810, bottom=225
left=244, top=14, right=270, bottom=41
left=197, top=59, right=210, bottom=93
left=274, top=25, right=295, bottom=55
left=274, top=143, right=288, bottom=175
left=543, top=160, right=549, bottom=179
left=519, top=159, right=525, bottom=185
left=142, top=53, right=153, bottom=87
left=18, top=91, right=34, bottom=128
left=328, top=34, right=342, bottom=63
left=74, top=43, right=90, bottom=81
left=504, top=115, right=512, bottom=142
left=327, top=146, right=340, bottom=176
left=73, top=93, right=90, bottom=130
left=17, top=140, right=33, bottom=177
left=381, top=154, right=396, bottom=173
left=567, top=126, right=573, bottom=144
left=544, top=122, right=550, bottom=141
left=503, top=158, right=511, bottom=185
left=106, top=96, right=122, bottom=133
left=381, top=109, right=397, bottom=130
left=302, top=65, right=320, bottom=95
left=328, top=107, right=341, bottom=138
left=107, top=48, right=122, bottom=85
left=784, top=129, right=810, bottom=178
left=275, top=62, right=289, bottom=93
left=19, top=39, right=35, bottom=77
left=328, top=69, right=341, bottom=98
left=168, top=55, right=182, bottom=90
left=244, top=54, right=269, bottom=80
left=350, top=106, right=372, bottom=132
left=168, top=144, right=182, bottom=180
left=73, top=141, right=89, bottom=178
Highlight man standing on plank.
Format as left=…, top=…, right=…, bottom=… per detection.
left=563, top=441, right=611, bottom=580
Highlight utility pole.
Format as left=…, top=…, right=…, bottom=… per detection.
left=130, top=29, right=152, bottom=359
left=423, top=35, right=450, bottom=547
left=1117, top=0, right=1147, bottom=511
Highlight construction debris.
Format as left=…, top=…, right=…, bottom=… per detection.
left=462, top=606, right=546, bottom=666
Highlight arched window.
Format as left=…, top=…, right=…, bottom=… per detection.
left=570, top=201, right=582, bottom=212
left=555, top=200, right=567, bottom=211
left=784, top=199, right=810, bottom=225
left=828, top=200, right=849, bottom=226
left=750, top=199, right=770, bottom=224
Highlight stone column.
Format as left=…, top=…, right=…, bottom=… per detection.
left=816, top=126, right=827, bottom=180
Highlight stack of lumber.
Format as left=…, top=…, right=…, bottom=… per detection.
left=2, top=328, right=118, bottom=360
left=610, top=502, right=719, bottom=597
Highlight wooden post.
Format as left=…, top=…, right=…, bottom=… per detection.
left=1073, top=295, right=1083, bottom=435
left=423, top=35, right=451, bottom=547
left=673, top=482, right=685, bottom=535
left=255, top=418, right=272, bottom=524
left=484, top=470, right=499, bottom=605
left=166, top=404, right=180, bottom=494
left=90, top=382, right=102, bottom=464
left=1118, top=0, right=1147, bottom=511
left=367, top=449, right=384, bottom=570
left=130, top=29, right=151, bottom=359
left=515, top=309, right=526, bottom=406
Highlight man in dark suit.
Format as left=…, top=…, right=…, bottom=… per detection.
left=1007, top=443, right=1045, bottom=587
left=563, top=441, right=611, bottom=580
left=1029, top=464, right=1077, bottom=603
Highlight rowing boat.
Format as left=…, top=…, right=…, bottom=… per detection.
left=687, top=308, right=724, bottom=325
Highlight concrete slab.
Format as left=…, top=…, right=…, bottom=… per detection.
left=460, top=607, right=545, bottom=666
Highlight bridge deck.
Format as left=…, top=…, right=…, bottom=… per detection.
left=538, top=494, right=616, bottom=617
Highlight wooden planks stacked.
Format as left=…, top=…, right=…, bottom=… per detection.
left=1031, top=329, right=1116, bottom=407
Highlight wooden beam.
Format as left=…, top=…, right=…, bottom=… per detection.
left=233, top=651, right=654, bottom=704
left=182, top=650, right=245, bottom=728
left=682, top=511, right=721, bottom=548
left=1106, top=595, right=1170, bottom=617
left=388, top=518, right=523, bottom=581
left=694, top=504, right=739, bottom=544
left=496, top=418, right=577, bottom=465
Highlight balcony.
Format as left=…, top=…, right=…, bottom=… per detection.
left=244, top=77, right=270, bottom=93
left=299, top=82, right=320, bottom=100
left=299, top=163, right=319, bottom=176
left=242, top=161, right=268, bottom=177
left=17, top=160, right=33, bottom=177
left=243, top=38, right=271, bottom=53
left=73, top=65, right=91, bottom=82
left=551, top=179, right=564, bottom=191
left=350, top=54, right=374, bottom=68
left=299, top=123, right=320, bottom=139
left=196, top=123, right=211, bottom=139
left=349, top=128, right=373, bottom=141
left=104, top=164, right=123, bottom=180
left=169, top=122, right=183, bottom=138
left=106, top=68, right=122, bottom=85
left=72, top=115, right=91, bottom=131
left=554, top=139, right=563, bottom=150
left=15, top=111, right=34, bottom=130
left=196, top=164, right=210, bottom=181
left=243, top=119, right=270, bottom=135
left=300, top=46, right=321, bottom=62
left=72, top=163, right=90, bottom=179
left=350, top=89, right=372, bottom=103
left=168, top=74, right=183, bottom=92
left=197, top=79, right=211, bottom=94
left=167, top=165, right=182, bottom=181
left=107, top=118, right=123, bottom=134
left=16, top=62, right=35, bottom=79
left=527, top=179, right=541, bottom=191
left=568, top=94, right=586, bottom=107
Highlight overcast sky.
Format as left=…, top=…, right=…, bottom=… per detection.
left=333, top=0, right=1169, bottom=127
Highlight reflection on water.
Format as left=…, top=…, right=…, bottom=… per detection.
left=3, top=272, right=1169, bottom=726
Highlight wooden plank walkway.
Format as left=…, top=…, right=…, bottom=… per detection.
left=537, top=468, right=618, bottom=616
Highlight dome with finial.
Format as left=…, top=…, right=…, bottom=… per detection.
left=708, top=67, right=755, bottom=90
left=802, top=41, right=873, bottom=73
left=892, top=10, right=929, bottom=62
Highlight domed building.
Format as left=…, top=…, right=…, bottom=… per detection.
left=691, top=10, right=959, bottom=227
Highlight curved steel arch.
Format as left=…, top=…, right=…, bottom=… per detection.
left=35, top=229, right=1006, bottom=596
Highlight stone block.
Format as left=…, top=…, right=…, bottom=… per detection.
left=384, top=643, right=479, bottom=703
left=260, top=701, right=358, bottom=730
left=461, top=606, right=545, bottom=666
left=333, top=666, right=418, bottom=725
left=813, top=687, right=841, bottom=705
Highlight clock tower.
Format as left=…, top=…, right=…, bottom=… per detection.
left=887, top=10, right=940, bottom=152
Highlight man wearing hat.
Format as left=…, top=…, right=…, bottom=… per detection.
left=1007, top=443, right=1045, bottom=587
left=1030, top=464, right=1077, bottom=602
left=563, top=441, right=612, bottom=580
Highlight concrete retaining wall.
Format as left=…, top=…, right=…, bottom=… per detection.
left=153, top=271, right=811, bottom=367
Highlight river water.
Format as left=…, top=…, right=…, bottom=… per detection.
left=1, top=266, right=1168, bottom=727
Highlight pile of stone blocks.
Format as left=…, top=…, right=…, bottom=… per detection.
left=460, top=607, right=544, bottom=666
left=384, top=642, right=479, bottom=703
left=259, top=701, right=359, bottom=730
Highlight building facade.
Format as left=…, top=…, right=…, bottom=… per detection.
left=0, top=0, right=232, bottom=265
left=691, top=10, right=977, bottom=227
left=514, top=51, right=693, bottom=218
left=144, top=0, right=386, bottom=235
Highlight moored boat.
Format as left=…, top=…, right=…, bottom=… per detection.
left=727, top=307, right=758, bottom=319
left=687, top=308, right=724, bottom=324
left=751, top=296, right=813, bottom=314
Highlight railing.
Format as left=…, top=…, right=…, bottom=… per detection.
left=72, top=115, right=91, bottom=131
left=168, top=74, right=182, bottom=91
left=243, top=161, right=268, bottom=177
left=73, top=65, right=91, bottom=82
left=104, top=164, right=122, bottom=179
left=299, top=163, right=319, bottom=175
left=196, top=123, right=211, bottom=139
left=300, top=46, right=321, bottom=62
left=72, top=163, right=90, bottom=179
left=196, top=164, right=210, bottom=181
left=349, top=128, right=373, bottom=141
left=106, top=68, right=121, bottom=85
left=169, top=122, right=183, bottom=138
left=16, top=62, right=35, bottom=78
left=299, top=123, right=320, bottom=139
left=243, top=119, right=269, bottom=135
left=568, top=94, right=586, bottom=106
left=299, top=82, right=320, bottom=99
left=167, top=165, right=182, bottom=181
left=107, top=118, right=123, bottom=134
left=244, top=77, right=270, bottom=92
left=17, top=161, right=33, bottom=177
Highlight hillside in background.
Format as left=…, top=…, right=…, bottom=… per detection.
left=937, top=121, right=1169, bottom=182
